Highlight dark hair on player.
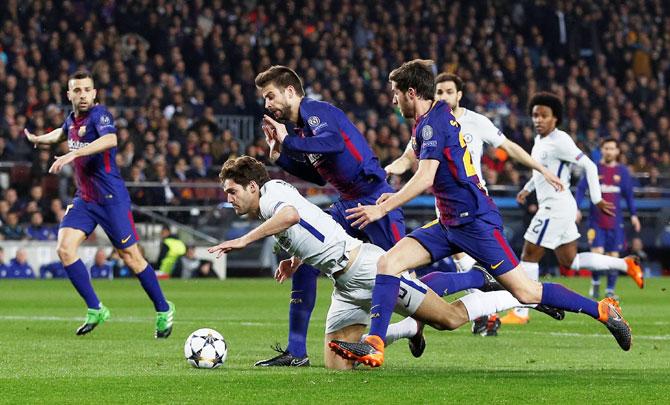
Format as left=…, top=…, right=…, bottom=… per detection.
left=435, top=73, right=463, bottom=92
left=389, top=59, right=436, bottom=100
left=69, top=70, right=94, bottom=83
left=528, top=92, right=563, bottom=126
left=601, top=137, right=619, bottom=147
left=254, top=65, right=305, bottom=97
left=219, top=156, right=270, bottom=188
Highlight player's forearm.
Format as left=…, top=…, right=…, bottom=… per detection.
left=502, top=140, right=545, bottom=173
left=385, top=147, right=416, bottom=175
left=578, top=157, right=603, bottom=204
left=242, top=206, right=300, bottom=245
left=379, top=161, right=436, bottom=213
left=35, top=128, right=66, bottom=144
left=72, top=134, right=117, bottom=157
left=283, top=132, right=344, bottom=154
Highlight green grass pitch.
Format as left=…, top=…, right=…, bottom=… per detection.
left=0, top=277, right=669, bottom=404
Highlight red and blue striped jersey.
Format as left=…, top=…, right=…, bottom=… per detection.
left=411, top=100, right=496, bottom=226
left=61, top=105, right=129, bottom=204
left=278, top=98, right=388, bottom=200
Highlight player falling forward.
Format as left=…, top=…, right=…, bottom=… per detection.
left=328, top=60, right=632, bottom=368
left=385, top=73, right=564, bottom=334
left=25, top=71, right=174, bottom=337
left=208, top=157, right=556, bottom=369
left=254, top=65, right=492, bottom=366
left=575, top=138, right=641, bottom=300
left=506, top=93, right=644, bottom=324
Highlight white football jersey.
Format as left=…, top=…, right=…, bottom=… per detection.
left=527, top=128, right=598, bottom=209
left=458, top=108, right=507, bottom=188
left=259, top=180, right=362, bottom=277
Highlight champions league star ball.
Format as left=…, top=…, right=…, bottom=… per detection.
left=184, top=328, right=228, bottom=369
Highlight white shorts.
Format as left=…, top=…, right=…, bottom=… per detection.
left=325, top=243, right=428, bottom=334
left=524, top=205, right=580, bottom=250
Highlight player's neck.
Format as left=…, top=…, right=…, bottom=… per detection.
left=74, top=108, right=90, bottom=118
left=602, top=160, right=617, bottom=167
left=291, top=97, right=304, bottom=123
left=452, top=106, right=464, bottom=119
left=414, top=99, right=434, bottom=120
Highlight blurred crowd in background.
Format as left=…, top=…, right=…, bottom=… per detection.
left=1, top=0, right=670, bottom=238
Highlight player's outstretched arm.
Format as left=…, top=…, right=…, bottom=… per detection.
left=500, top=139, right=563, bottom=191
left=384, top=140, right=416, bottom=176
left=207, top=206, right=300, bottom=258
left=620, top=166, right=641, bottom=232
left=49, top=134, right=117, bottom=173
left=346, top=159, right=439, bottom=229
left=24, top=128, right=66, bottom=146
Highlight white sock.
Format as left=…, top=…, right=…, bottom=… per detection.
left=454, top=254, right=477, bottom=273
left=459, top=291, right=534, bottom=321
left=513, top=261, right=539, bottom=317
left=383, top=317, right=419, bottom=346
left=571, top=252, right=627, bottom=272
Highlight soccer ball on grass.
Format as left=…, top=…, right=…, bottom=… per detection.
left=184, top=328, right=228, bottom=369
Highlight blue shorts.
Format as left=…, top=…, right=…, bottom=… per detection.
left=329, top=187, right=405, bottom=251
left=60, top=197, right=139, bottom=249
left=588, top=223, right=625, bottom=253
left=407, top=211, right=519, bottom=277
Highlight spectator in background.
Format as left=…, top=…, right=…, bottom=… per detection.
left=155, top=226, right=187, bottom=277
left=25, top=211, right=56, bottom=241
left=90, top=248, right=113, bottom=279
left=0, top=247, right=8, bottom=273
left=172, top=245, right=214, bottom=279
left=5, top=248, right=35, bottom=279
left=1, top=212, right=25, bottom=240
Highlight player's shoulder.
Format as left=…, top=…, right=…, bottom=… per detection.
left=261, top=179, right=298, bottom=196
left=300, top=97, right=340, bottom=117
left=550, top=128, right=572, bottom=141
left=462, top=108, right=492, bottom=124
left=90, top=104, right=112, bottom=116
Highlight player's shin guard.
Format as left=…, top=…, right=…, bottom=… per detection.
left=459, top=290, right=526, bottom=320
left=369, top=275, right=400, bottom=343
left=541, top=283, right=599, bottom=319
left=286, top=264, right=319, bottom=358
left=64, top=259, right=101, bottom=309
left=571, top=252, right=627, bottom=272
left=136, top=264, right=169, bottom=312
left=454, top=254, right=477, bottom=273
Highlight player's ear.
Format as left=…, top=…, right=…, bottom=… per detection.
left=457, top=90, right=463, bottom=103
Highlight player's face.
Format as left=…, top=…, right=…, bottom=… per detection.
left=223, top=179, right=259, bottom=216
left=531, top=105, right=557, bottom=136
left=261, top=84, right=294, bottom=122
left=391, top=81, right=414, bottom=118
left=435, top=81, right=461, bottom=110
left=67, top=78, right=97, bottom=113
left=601, top=141, right=619, bottom=163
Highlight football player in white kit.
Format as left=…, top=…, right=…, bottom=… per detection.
left=208, top=156, right=554, bottom=369
left=385, top=73, right=564, bottom=332
left=509, top=92, right=644, bottom=324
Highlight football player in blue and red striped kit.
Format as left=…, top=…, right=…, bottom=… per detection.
left=576, top=138, right=641, bottom=300
left=255, top=66, right=494, bottom=366
left=25, top=71, right=174, bottom=337
left=329, top=60, right=633, bottom=367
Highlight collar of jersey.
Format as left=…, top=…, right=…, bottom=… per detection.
left=417, top=100, right=441, bottom=123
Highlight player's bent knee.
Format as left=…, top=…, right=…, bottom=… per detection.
left=376, top=254, right=393, bottom=275
left=56, top=244, right=77, bottom=264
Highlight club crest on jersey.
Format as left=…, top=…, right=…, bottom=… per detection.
left=307, top=116, right=320, bottom=127
left=422, top=125, right=433, bottom=140
left=463, top=133, right=473, bottom=143
left=613, top=174, right=621, bottom=183
left=78, top=126, right=87, bottom=137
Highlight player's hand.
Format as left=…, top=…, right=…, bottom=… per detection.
left=575, top=210, right=582, bottom=224
left=49, top=152, right=77, bottom=173
left=345, top=204, right=385, bottom=229
left=541, top=170, right=564, bottom=192
left=274, top=258, right=301, bottom=284
left=375, top=192, right=395, bottom=205
left=24, top=129, right=39, bottom=147
left=384, top=163, right=404, bottom=176
left=631, top=215, right=641, bottom=233
left=596, top=200, right=615, bottom=216
left=262, top=114, right=288, bottom=143
left=207, top=238, right=248, bottom=258
left=262, top=122, right=281, bottom=162
left=516, top=189, right=530, bottom=205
